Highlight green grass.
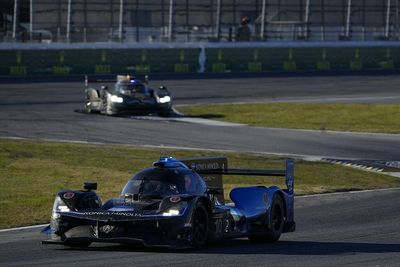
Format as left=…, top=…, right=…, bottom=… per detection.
left=1, top=138, right=399, bottom=229
left=179, top=103, right=400, bottom=134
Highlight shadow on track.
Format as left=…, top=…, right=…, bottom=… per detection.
left=75, top=108, right=225, bottom=120
left=200, top=240, right=400, bottom=255
left=57, top=239, right=400, bottom=256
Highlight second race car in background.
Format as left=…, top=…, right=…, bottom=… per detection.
left=84, top=75, right=173, bottom=116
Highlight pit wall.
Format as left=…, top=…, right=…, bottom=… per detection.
left=1, top=42, right=399, bottom=76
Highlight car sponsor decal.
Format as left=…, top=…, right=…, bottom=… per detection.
left=83, top=211, right=142, bottom=217
left=169, top=196, right=181, bottom=203
left=100, top=225, right=115, bottom=234
left=63, top=192, right=75, bottom=199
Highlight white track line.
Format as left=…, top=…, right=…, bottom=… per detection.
left=296, top=187, right=400, bottom=198
left=0, top=136, right=319, bottom=160
left=0, top=224, right=47, bottom=233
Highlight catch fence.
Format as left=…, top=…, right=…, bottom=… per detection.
left=1, top=0, right=399, bottom=43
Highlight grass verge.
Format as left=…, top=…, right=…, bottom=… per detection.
left=1, top=138, right=399, bottom=229
left=179, top=103, right=400, bottom=134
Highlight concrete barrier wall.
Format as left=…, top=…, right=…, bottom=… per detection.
left=1, top=42, right=399, bottom=76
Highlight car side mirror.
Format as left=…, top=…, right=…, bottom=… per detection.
left=84, top=182, right=97, bottom=191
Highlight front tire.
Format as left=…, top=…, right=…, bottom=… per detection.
left=157, top=108, right=172, bottom=117
left=100, top=94, right=115, bottom=116
left=84, top=102, right=92, bottom=114
left=248, top=194, right=284, bottom=243
left=191, top=202, right=209, bottom=248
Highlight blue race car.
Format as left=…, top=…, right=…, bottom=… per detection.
left=42, top=157, right=295, bottom=249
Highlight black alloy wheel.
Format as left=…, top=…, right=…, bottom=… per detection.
left=248, top=194, right=284, bottom=243
left=191, top=204, right=209, bottom=247
left=271, top=196, right=283, bottom=232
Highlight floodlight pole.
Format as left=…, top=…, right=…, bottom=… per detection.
left=260, top=0, right=266, bottom=40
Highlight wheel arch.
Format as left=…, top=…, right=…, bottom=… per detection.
left=195, top=196, right=213, bottom=215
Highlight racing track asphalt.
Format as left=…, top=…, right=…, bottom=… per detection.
left=0, top=189, right=399, bottom=267
left=0, top=75, right=399, bottom=160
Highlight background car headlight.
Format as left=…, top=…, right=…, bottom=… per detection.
left=110, top=95, right=124, bottom=103
left=159, top=96, right=171, bottom=104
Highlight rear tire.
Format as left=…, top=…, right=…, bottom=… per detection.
left=248, top=194, right=284, bottom=243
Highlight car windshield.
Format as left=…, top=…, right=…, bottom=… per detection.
left=118, top=83, right=147, bottom=93
left=121, top=167, right=207, bottom=199
left=122, top=179, right=181, bottom=199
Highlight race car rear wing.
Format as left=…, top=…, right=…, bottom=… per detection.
left=181, top=157, right=294, bottom=204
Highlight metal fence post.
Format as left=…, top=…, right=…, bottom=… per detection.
left=396, top=0, right=399, bottom=39
left=185, top=0, right=189, bottom=41
left=118, top=0, right=124, bottom=42
left=29, top=0, right=33, bottom=41
left=168, top=0, right=174, bottom=41
left=136, top=0, right=140, bottom=42
left=12, top=0, right=19, bottom=41
left=260, top=0, right=266, bottom=40
left=304, top=0, right=310, bottom=40
left=66, top=0, right=72, bottom=42
left=57, top=0, right=61, bottom=42
left=321, top=0, right=325, bottom=41
left=385, top=0, right=392, bottom=38
left=215, top=0, right=221, bottom=40
left=83, top=0, right=87, bottom=42
left=345, top=0, right=352, bottom=38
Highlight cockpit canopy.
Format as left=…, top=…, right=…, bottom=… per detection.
left=121, top=167, right=207, bottom=199
left=116, top=80, right=149, bottom=96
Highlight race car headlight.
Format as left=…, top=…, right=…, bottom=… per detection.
left=158, top=96, right=171, bottom=104
left=110, top=95, right=124, bottom=103
left=162, top=201, right=187, bottom=217
left=52, top=196, right=71, bottom=214
left=163, top=209, right=180, bottom=216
